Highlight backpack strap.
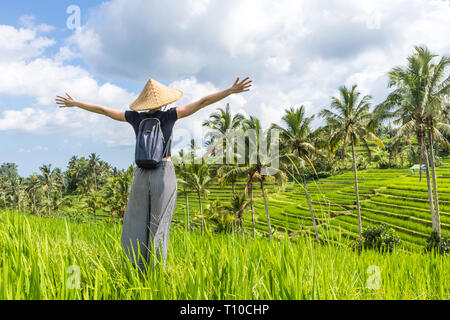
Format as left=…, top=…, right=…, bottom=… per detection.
left=162, top=134, right=173, bottom=158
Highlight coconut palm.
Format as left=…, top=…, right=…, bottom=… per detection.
left=88, top=153, right=101, bottom=191
left=0, top=175, right=8, bottom=209
left=230, top=193, right=250, bottom=234
left=271, top=106, right=321, bottom=242
left=239, top=116, right=287, bottom=238
left=423, top=52, right=450, bottom=234
left=426, top=116, right=450, bottom=233
left=321, top=85, right=384, bottom=238
left=178, top=161, right=213, bottom=234
left=217, top=164, right=241, bottom=197
left=0, top=162, right=19, bottom=179
left=38, top=164, right=56, bottom=216
left=103, top=165, right=134, bottom=221
left=175, top=148, right=192, bottom=230
left=202, top=103, right=245, bottom=163
left=66, top=156, right=91, bottom=195
left=81, top=188, right=105, bottom=224
left=217, top=165, right=256, bottom=236
left=24, top=174, right=40, bottom=215
left=204, top=200, right=235, bottom=233
left=8, top=176, right=23, bottom=212
left=374, top=46, right=449, bottom=234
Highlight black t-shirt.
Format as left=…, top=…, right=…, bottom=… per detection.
left=125, top=107, right=178, bottom=157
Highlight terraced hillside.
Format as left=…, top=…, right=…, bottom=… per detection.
left=173, top=158, right=450, bottom=251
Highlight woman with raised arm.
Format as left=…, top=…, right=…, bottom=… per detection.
left=56, top=77, right=252, bottom=270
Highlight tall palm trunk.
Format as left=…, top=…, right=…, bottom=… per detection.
left=260, top=179, right=272, bottom=239
left=93, top=169, right=97, bottom=191
left=420, top=132, right=436, bottom=231
left=47, top=190, right=51, bottom=217
left=428, top=131, right=441, bottom=234
left=302, top=174, right=320, bottom=242
left=197, top=191, right=204, bottom=234
left=232, top=182, right=235, bottom=197
left=184, top=188, right=190, bottom=231
left=250, top=187, right=256, bottom=238
left=351, top=139, right=363, bottom=238
left=17, top=191, right=21, bottom=213
left=32, top=192, right=36, bottom=214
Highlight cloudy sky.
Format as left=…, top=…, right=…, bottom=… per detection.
left=0, top=0, right=449, bottom=177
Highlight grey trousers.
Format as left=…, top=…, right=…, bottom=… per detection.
left=121, top=161, right=177, bottom=270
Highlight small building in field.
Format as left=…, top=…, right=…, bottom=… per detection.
left=410, top=164, right=426, bottom=175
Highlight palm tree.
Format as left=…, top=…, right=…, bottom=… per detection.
left=426, top=116, right=450, bottom=234
left=202, top=103, right=244, bottom=163
left=204, top=200, right=235, bottom=233
left=231, top=116, right=287, bottom=239
left=88, top=153, right=101, bottom=191
left=424, top=52, right=450, bottom=235
left=374, top=46, right=449, bottom=234
left=0, top=162, right=19, bottom=179
left=66, top=156, right=91, bottom=195
left=81, top=188, right=105, bottom=224
left=175, top=148, right=192, bottom=230
left=271, top=106, right=321, bottom=242
left=321, top=85, right=384, bottom=238
left=217, top=164, right=240, bottom=197
left=217, top=165, right=256, bottom=236
left=24, top=174, right=40, bottom=214
left=0, top=175, right=9, bottom=209
left=49, top=168, right=65, bottom=217
left=103, top=165, right=134, bottom=221
left=229, top=193, right=250, bottom=234
left=9, top=176, right=23, bottom=212
left=179, top=161, right=213, bottom=234
left=38, top=164, right=55, bottom=216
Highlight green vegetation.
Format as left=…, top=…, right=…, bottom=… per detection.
left=1, top=211, right=449, bottom=300
left=173, top=158, right=450, bottom=252
left=0, top=45, right=448, bottom=300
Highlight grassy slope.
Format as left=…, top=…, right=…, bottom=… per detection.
left=173, top=158, right=450, bottom=251
left=1, top=210, right=449, bottom=300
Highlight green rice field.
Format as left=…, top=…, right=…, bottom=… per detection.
left=173, top=158, right=450, bottom=252
left=1, top=159, right=449, bottom=300
left=0, top=210, right=449, bottom=299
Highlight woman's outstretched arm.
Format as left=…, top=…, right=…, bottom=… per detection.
left=55, top=93, right=126, bottom=122
left=176, top=77, right=252, bottom=119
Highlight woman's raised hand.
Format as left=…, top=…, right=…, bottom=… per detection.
left=55, top=93, right=78, bottom=108
left=229, top=77, right=253, bottom=94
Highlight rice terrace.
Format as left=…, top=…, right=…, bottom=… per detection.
left=1, top=157, right=450, bottom=300
left=0, top=0, right=449, bottom=304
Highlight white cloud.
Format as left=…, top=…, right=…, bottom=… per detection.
left=0, top=25, right=55, bottom=62
left=66, top=0, right=449, bottom=137
left=265, top=56, right=291, bottom=74
left=0, top=23, right=137, bottom=147
left=54, top=46, right=80, bottom=62
left=1, top=0, right=450, bottom=155
left=17, top=145, right=48, bottom=153
left=34, top=146, right=48, bottom=151
left=19, top=15, right=54, bottom=32
left=0, top=57, right=136, bottom=107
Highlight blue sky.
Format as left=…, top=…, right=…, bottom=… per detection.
left=0, top=0, right=449, bottom=177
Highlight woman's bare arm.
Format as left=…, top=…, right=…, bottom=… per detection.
left=55, top=93, right=126, bottom=122
left=176, top=77, right=252, bottom=119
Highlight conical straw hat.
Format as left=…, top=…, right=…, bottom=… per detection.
left=129, top=78, right=183, bottom=111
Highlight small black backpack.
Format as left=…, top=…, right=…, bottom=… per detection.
left=134, top=118, right=172, bottom=169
